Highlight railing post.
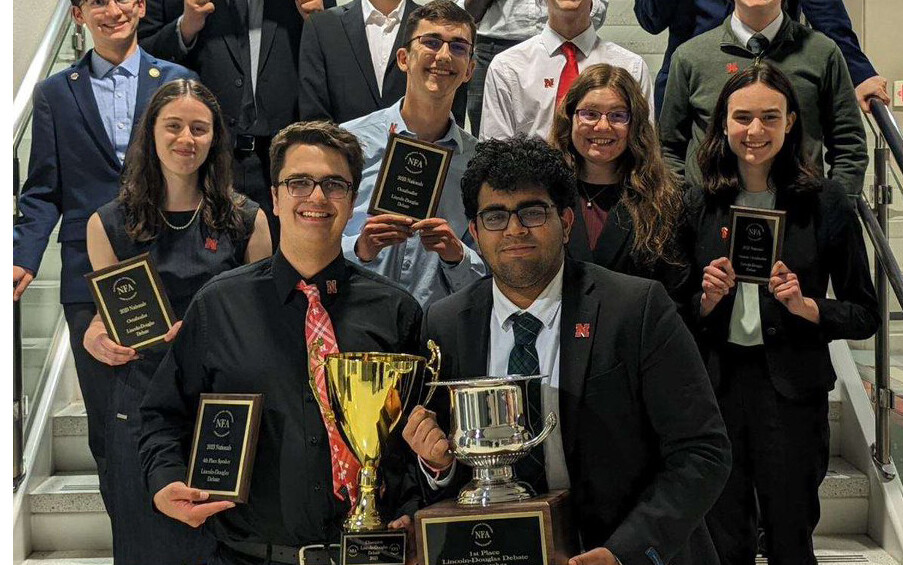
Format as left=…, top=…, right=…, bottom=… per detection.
left=71, top=23, right=85, bottom=60
left=872, top=137, right=897, bottom=481
left=13, top=155, right=25, bottom=491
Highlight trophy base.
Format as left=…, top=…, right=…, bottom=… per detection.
left=341, top=530, right=406, bottom=565
left=457, top=478, right=534, bottom=505
left=415, top=490, right=577, bottom=565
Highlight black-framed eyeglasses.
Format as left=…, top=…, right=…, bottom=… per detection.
left=575, top=109, right=632, bottom=126
left=407, top=35, right=473, bottom=58
left=81, top=0, right=138, bottom=10
left=276, top=176, right=353, bottom=200
left=477, top=204, right=557, bottom=231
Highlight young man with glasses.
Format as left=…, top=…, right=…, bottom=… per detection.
left=13, top=1, right=196, bottom=560
left=340, top=0, right=486, bottom=308
left=140, top=121, right=423, bottom=565
left=478, top=0, right=652, bottom=141
left=404, top=135, right=731, bottom=565
left=298, top=0, right=468, bottom=126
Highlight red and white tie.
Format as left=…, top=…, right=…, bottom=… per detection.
left=297, top=281, right=362, bottom=507
left=556, top=41, right=579, bottom=105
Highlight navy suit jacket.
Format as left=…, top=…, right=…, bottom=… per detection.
left=633, top=0, right=877, bottom=113
left=13, top=49, right=195, bottom=304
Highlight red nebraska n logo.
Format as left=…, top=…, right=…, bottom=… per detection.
left=544, top=78, right=555, bottom=88
left=204, top=237, right=218, bottom=252
left=575, top=323, right=590, bottom=338
left=326, top=280, right=338, bottom=294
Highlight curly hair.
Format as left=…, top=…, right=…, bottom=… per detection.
left=461, top=134, right=577, bottom=220
left=119, top=79, right=247, bottom=242
left=696, top=62, right=821, bottom=199
left=548, top=63, right=683, bottom=265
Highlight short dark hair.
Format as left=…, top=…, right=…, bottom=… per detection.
left=269, top=121, right=365, bottom=194
left=401, top=0, right=476, bottom=49
left=461, top=135, right=577, bottom=221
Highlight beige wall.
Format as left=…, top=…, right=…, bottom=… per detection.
left=845, top=0, right=903, bottom=121
left=14, top=0, right=62, bottom=96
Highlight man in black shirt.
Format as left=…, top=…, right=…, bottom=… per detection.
left=139, top=121, right=423, bottom=565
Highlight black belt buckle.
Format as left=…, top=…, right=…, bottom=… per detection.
left=300, top=543, right=340, bottom=565
left=235, top=134, right=256, bottom=153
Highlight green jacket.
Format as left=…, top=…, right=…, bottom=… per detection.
left=659, top=14, right=867, bottom=194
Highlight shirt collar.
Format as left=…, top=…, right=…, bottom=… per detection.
left=730, top=10, right=784, bottom=47
left=362, top=0, right=402, bottom=25
left=90, top=46, right=142, bottom=79
left=272, top=249, right=350, bottom=305
left=388, top=98, right=463, bottom=153
left=492, top=262, right=564, bottom=332
left=539, top=22, right=598, bottom=58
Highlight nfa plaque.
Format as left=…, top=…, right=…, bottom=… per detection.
left=728, top=206, right=786, bottom=284
left=368, top=133, right=453, bottom=221
left=187, top=394, right=263, bottom=503
left=85, top=253, right=175, bottom=350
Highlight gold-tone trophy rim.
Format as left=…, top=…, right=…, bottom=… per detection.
left=325, top=351, right=427, bottom=364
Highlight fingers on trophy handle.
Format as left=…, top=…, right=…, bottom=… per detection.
left=422, top=340, right=441, bottom=407
left=522, top=412, right=558, bottom=451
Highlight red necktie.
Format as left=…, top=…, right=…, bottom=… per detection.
left=556, top=42, right=579, bottom=105
left=297, top=281, right=362, bottom=507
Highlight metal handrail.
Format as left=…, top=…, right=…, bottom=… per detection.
left=858, top=98, right=903, bottom=481
left=13, top=0, right=79, bottom=150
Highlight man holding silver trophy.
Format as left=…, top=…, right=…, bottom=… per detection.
left=404, top=135, right=732, bottom=565
left=139, top=121, right=429, bottom=565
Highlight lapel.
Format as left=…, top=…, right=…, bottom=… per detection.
left=66, top=53, right=118, bottom=167
left=457, top=281, right=492, bottom=379
left=592, top=202, right=633, bottom=268
left=567, top=202, right=593, bottom=262
left=559, top=259, right=600, bottom=456
left=131, top=51, right=165, bottom=143
left=223, top=0, right=252, bottom=73
left=381, top=0, right=415, bottom=98
left=341, top=0, right=381, bottom=104
left=257, top=0, right=280, bottom=78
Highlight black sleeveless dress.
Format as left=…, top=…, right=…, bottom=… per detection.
left=96, top=198, right=260, bottom=565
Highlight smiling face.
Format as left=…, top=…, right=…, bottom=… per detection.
left=72, top=0, right=145, bottom=55
left=725, top=81, right=796, bottom=177
left=272, top=143, right=354, bottom=256
left=571, top=87, right=630, bottom=178
left=153, top=95, right=214, bottom=182
left=468, top=184, right=574, bottom=295
left=398, top=19, right=475, bottom=102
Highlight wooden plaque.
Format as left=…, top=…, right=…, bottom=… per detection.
left=728, top=205, right=787, bottom=284
left=368, top=133, right=453, bottom=221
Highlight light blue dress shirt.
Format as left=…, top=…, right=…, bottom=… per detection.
left=341, top=99, right=486, bottom=307
left=89, top=48, right=142, bottom=164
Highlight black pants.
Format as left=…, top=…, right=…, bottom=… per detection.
left=466, top=36, right=523, bottom=138
left=63, top=302, right=115, bottom=513
left=706, top=345, right=829, bottom=565
left=233, top=141, right=278, bottom=250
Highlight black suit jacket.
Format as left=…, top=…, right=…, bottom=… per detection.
left=422, top=260, right=731, bottom=565
left=139, top=0, right=335, bottom=136
left=297, top=0, right=467, bottom=126
left=683, top=180, right=879, bottom=399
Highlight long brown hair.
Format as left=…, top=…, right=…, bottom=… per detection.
left=696, top=62, right=820, bottom=201
left=119, top=78, right=247, bottom=242
left=549, top=63, right=682, bottom=265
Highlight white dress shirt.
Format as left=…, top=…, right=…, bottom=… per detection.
left=479, top=24, right=654, bottom=141
left=362, top=0, right=403, bottom=94
left=453, top=0, right=609, bottom=41
left=730, top=10, right=784, bottom=48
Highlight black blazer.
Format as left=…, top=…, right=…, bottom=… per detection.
left=297, top=0, right=467, bottom=126
left=568, top=200, right=693, bottom=313
left=422, top=259, right=731, bottom=565
left=684, top=179, right=879, bottom=399
left=139, top=0, right=335, bottom=136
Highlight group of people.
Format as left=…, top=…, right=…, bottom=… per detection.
left=10, top=0, right=889, bottom=564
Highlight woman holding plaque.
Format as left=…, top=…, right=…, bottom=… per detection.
left=683, top=63, right=879, bottom=565
left=82, top=79, right=271, bottom=564
left=548, top=63, right=690, bottom=306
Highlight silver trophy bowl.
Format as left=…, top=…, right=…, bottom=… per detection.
left=427, top=375, right=557, bottom=506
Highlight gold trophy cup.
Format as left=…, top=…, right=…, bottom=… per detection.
left=315, top=340, right=440, bottom=565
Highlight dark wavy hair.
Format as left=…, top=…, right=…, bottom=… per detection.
left=696, top=62, right=820, bottom=199
left=461, top=135, right=577, bottom=221
left=549, top=63, right=682, bottom=265
left=119, top=79, right=246, bottom=242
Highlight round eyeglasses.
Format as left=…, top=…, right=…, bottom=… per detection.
left=277, top=176, right=353, bottom=200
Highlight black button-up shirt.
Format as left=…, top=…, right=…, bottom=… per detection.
left=139, top=251, right=423, bottom=554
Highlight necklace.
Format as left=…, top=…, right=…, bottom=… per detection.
left=159, top=199, right=203, bottom=230
left=581, top=184, right=611, bottom=209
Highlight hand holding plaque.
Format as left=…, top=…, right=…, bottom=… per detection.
left=728, top=206, right=786, bottom=284
left=368, top=133, right=453, bottom=221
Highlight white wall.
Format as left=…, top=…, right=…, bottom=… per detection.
left=14, top=0, right=62, bottom=95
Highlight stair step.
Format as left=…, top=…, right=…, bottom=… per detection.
left=816, top=459, right=870, bottom=535
left=52, top=402, right=95, bottom=473
left=23, top=550, right=112, bottom=565
left=30, top=474, right=111, bottom=552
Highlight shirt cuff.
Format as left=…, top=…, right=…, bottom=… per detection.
left=176, top=15, right=197, bottom=53
left=419, top=456, right=456, bottom=490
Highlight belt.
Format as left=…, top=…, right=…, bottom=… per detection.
left=222, top=541, right=340, bottom=565
left=234, top=134, right=270, bottom=153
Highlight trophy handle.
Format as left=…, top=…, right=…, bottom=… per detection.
left=422, top=340, right=441, bottom=407
left=522, top=412, right=558, bottom=451
left=307, top=338, right=335, bottom=423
